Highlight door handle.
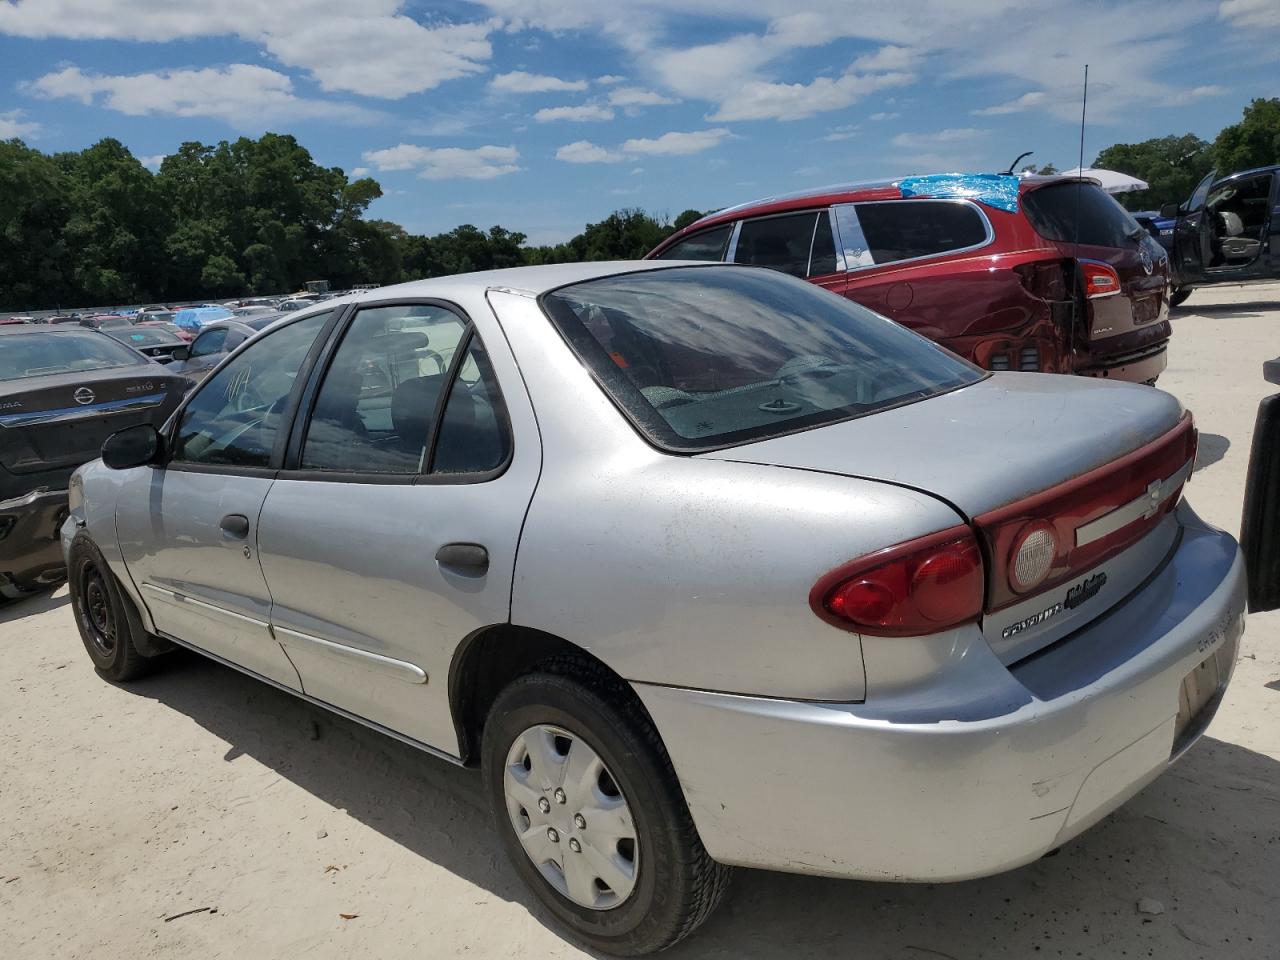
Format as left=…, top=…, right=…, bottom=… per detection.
left=435, top=542, right=489, bottom=575
left=220, top=514, right=250, bottom=539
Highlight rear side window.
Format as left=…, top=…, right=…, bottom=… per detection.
left=190, top=328, right=228, bottom=358
left=655, top=225, right=731, bottom=261
left=734, top=212, right=822, bottom=278
left=850, top=200, right=990, bottom=264
left=1022, top=182, right=1144, bottom=248
left=542, top=266, right=982, bottom=452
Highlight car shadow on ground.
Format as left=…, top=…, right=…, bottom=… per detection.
left=1195, top=432, right=1230, bottom=473
left=133, top=650, right=1279, bottom=959
left=0, top=587, right=68, bottom=625
left=1174, top=301, right=1277, bottom=320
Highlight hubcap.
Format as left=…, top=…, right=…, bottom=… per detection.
left=503, top=724, right=639, bottom=910
left=78, top=561, right=117, bottom=658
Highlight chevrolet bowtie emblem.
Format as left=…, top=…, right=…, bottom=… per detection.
left=1141, top=478, right=1163, bottom=519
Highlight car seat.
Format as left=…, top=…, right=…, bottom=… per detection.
left=391, top=374, right=447, bottom=462
left=1218, top=210, right=1261, bottom=262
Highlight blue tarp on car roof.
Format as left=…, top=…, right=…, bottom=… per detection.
left=172, top=306, right=234, bottom=331
left=896, top=173, right=1021, bottom=213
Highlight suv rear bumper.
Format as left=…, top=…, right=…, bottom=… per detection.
left=0, top=487, right=70, bottom=596
left=1079, top=343, right=1168, bottom=384
left=635, top=502, right=1243, bottom=881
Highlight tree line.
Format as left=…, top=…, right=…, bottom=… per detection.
left=2, top=98, right=1276, bottom=311
left=0, top=131, right=702, bottom=311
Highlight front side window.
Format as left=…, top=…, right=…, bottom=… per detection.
left=172, top=311, right=331, bottom=468
left=852, top=200, right=990, bottom=264
left=542, top=266, right=983, bottom=451
left=299, top=304, right=467, bottom=474
left=655, top=225, right=732, bottom=262
left=190, top=328, right=228, bottom=358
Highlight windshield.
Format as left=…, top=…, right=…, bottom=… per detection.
left=541, top=266, right=983, bottom=451
left=0, top=331, right=147, bottom=380
left=1022, top=181, right=1146, bottom=247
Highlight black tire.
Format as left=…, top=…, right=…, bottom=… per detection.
left=1169, top=286, right=1192, bottom=307
left=68, top=533, right=150, bottom=682
left=481, top=659, right=730, bottom=955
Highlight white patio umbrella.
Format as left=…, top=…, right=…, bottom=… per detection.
left=1058, top=167, right=1149, bottom=194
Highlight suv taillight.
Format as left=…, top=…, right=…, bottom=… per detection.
left=810, top=527, right=984, bottom=637
left=1079, top=259, right=1122, bottom=299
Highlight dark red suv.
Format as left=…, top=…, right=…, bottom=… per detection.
left=647, top=174, right=1172, bottom=383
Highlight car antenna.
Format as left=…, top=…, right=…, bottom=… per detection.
left=1003, top=151, right=1033, bottom=176
left=1072, top=64, right=1089, bottom=325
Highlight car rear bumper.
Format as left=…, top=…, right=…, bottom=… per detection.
left=1079, top=343, right=1168, bottom=383
left=635, top=502, right=1244, bottom=881
left=0, top=487, right=70, bottom=595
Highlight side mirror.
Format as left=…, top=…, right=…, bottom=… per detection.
left=1159, top=202, right=1181, bottom=219
left=102, top=423, right=163, bottom=470
left=170, top=345, right=190, bottom=361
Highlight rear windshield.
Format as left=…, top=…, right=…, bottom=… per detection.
left=541, top=265, right=983, bottom=451
left=109, top=328, right=182, bottom=348
left=1022, top=181, right=1145, bottom=248
left=0, top=331, right=146, bottom=380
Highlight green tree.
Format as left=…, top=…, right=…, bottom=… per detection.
left=673, top=208, right=705, bottom=231
left=0, top=139, right=73, bottom=310
left=1092, top=134, right=1213, bottom=210
left=1212, top=98, right=1280, bottom=173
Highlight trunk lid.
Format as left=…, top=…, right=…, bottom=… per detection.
left=0, top=366, right=184, bottom=480
left=704, top=374, right=1193, bottom=662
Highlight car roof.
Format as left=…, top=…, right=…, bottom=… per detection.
left=0, top=323, right=108, bottom=337
left=327, top=260, right=704, bottom=303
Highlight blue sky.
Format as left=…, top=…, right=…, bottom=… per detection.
left=1, top=0, right=1277, bottom=243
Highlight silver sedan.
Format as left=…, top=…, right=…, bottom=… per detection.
left=62, top=262, right=1245, bottom=955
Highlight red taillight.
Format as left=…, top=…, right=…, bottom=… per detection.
left=811, top=527, right=985, bottom=637
left=1079, top=259, right=1121, bottom=299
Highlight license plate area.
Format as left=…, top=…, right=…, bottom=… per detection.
left=1133, top=296, right=1160, bottom=325
left=1172, top=632, right=1238, bottom=754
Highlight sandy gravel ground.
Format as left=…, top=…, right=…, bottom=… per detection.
left=3, top=283, right=1279, bottom=960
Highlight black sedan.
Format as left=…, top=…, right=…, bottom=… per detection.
left=103, top=324, right=187, bottom=364
left=0, top=326, right=185, bottom=599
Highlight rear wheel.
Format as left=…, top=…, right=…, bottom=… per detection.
left=1169, top=286, right=1192, bottom=307
left=68, top=534, right=149, bottom=682
left=481, top=661, right=730, bottom=955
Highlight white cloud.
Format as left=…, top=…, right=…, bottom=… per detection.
left=533, top=103, right=615, bottom=122
left=556, top=140, right=624, bottom=163
left=1163, top=84, right=1228, bottom=105
left=362, top=143, right=521, bottom=180
left=972, top=91, right=1047, bottom=116
left=710, top=70, right=913, bottom=121
left=350, top=166, right=370, bottom=177
left=868, top=111, right=899, bottom=121
left=621, top=128, right=731, bottom=156
left=0, top=2, right=498, bottom=99
left=891, top=127, right=983, bottom=148
left=852, top=44, right=917, bottom=72
left=557, top=128, right=731, bottom=164
left=595, top=74, right=626, bottom=85
left=0, top=108, right=40, bottom=138
left=490, top=70, right=588, bottom=93
left=28, top=64, right=379, bottom=127
left=823, top=123, right=859, bottom=141
left=607, top=87, right=677, bottom=107
left=138, top=154, right=165, bottom=170
left=1220, top=0, right=1280, bottom=29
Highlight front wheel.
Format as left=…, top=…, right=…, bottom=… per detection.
left=1169, top=286, right=1192, bottom=308
left=68, top=534, right=150, bottom=682
left=482, top=661, right=730, bottom=955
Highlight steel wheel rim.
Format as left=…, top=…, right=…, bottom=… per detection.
left=78, top=561, right=117, bottom=658
left=503, top=724, right=639, bottom=910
